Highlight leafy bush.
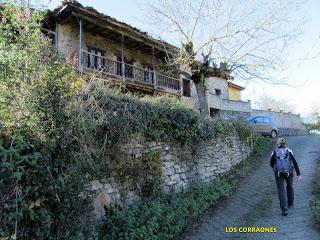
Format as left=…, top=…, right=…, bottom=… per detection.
left=312, top=158, right=320, bottom=228
left=101, top=180, right=232, bottom=240
left=313, top=200, right=320, bottom=226
left=0, top=2, right=92, bottom=239
left=232, top=119, right=252, bottom=142
left=75, top=84, right=225, bottom=147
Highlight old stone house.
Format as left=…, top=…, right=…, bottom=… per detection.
left=45, top=0, right=250, bottom=118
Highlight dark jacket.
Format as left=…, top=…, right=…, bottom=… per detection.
left=270, top=145, right=301, bottom=176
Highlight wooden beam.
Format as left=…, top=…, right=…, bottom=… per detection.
left=71, top=10, right=176, bottom=55
left=55, top=22, right=59, bottom=48
left=152, top=47, right=156, bottom=86
left=121, top=33, right=125, bottom=81
left=79, top=17, right=84, bottom=73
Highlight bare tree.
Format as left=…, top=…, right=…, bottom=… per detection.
left=141, top=0, right=305, bottom=115
left=257, top=95, right=294, bottom=112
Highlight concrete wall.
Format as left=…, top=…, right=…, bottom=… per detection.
left=87, top=129, right=252, bottom=219
left=207, top=77, right=229, bottom=100
left=219, top=110, right=251, bottom=121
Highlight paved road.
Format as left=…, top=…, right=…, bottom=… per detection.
left=182, top=136, right=320, bottom=240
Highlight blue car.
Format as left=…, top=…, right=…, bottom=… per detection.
left=245, top=116, right=278, bottom=138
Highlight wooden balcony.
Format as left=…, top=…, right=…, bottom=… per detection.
left=81, top=50, right=182, bottom=96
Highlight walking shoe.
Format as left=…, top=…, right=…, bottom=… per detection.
left=288, top=204, right=294, bottom=209
left=282, top=209, right=288, bottom=216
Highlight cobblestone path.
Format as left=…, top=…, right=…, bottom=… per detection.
left=182, top=136, right=320, bottom=240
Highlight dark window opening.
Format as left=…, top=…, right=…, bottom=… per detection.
left=143, top=65, right=154, bottom=84
left=87, top=46, right=105, bottom=70
left=117, top=56, right=134, bottom=78
left=210, top=108, right=220, bottom=118
left=182, top=79, right=191, bottom=97
left=215, top=88, right=221, bottom=96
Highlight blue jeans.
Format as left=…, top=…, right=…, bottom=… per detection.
left=274, top=173, right=294, bottom=210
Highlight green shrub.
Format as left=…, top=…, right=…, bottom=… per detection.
left=76, top=84, right=225, bottom=147
left=100, top=180, right=232, bottom=240
left=0, top=2, right=92, bottom=239
left=232, top=119, right=252, bottom=142
left=312, top=158, right=320, bottom=228
left=313, top=200, right=320, bottom=226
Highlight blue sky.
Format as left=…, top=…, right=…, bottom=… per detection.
left=43, top=0, right=320, bottom=117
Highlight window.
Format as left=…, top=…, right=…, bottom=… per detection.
left=215, top=88, right=221, bottom=96
left=210, top=108, right=220, bottom=117
left=182, top=79, right=191, bottom=97
left=87, top=46, right=105, bottom=69
left=143, top=65, right=154, bottom=84
left=263, top=117, right=271, bottom=123
left=254, top=117, right=263, bottom=123
left=117, top=56, right=133, bottom=78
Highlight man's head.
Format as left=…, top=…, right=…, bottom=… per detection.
left=277, top=137, right=286, bottom=146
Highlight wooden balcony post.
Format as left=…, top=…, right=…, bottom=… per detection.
left=55, top=22, right=59, bottom=49
left=121, top=33, right=125, bottom=81
left=79, top=17, right=84, bottom=74
left=152, top=47, right=156, bottom=86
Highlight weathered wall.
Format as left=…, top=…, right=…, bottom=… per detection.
left=251, top=109, right=307, bottom=135
left=219, top=110, right=251, bottom=121
left=207, top=77, right=229, bottom=100
left=88, top=129, right=253, bottom=219
left=56, top=23, right=79, bottom=64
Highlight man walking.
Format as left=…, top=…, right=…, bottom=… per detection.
left=270, top=137, right=302, bottom=216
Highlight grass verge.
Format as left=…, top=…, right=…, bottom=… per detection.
left=99, top=137, right=274, bottom=240
left=312, top=157, right=320, bottom=228
left=243, top=197, right=273, bottom=225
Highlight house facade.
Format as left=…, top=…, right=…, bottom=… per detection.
left=183, top=74, right=251, bottom=119
left=46, top=0, right=250, bottom=118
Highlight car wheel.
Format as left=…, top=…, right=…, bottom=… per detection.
left=271, top=130, right=277, bottom=139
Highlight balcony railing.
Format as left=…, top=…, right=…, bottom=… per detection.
left=156, top=73, right=181, bottom=92
left=81, top=50, right=181, bottom=95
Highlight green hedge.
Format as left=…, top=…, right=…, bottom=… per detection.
left=312, top=158, right=320, bottom=228
left=77, top=85, right=226, bottom=148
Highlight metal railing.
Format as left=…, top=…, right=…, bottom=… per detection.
left=81, top=50, right=181, bottom=95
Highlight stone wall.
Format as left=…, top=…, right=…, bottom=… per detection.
left=88, top=129, right=253, bottom=219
